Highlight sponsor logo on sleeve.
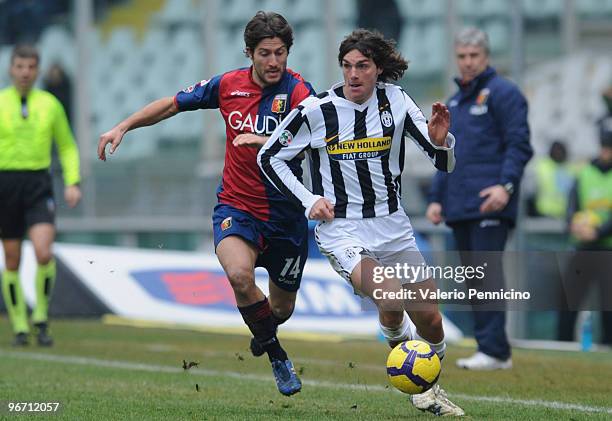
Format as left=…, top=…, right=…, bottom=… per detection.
left=278, top=130, right=293, bottom=146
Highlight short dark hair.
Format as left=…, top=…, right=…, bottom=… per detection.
left=338, top=29, right=408, bottom=82
left=243, top=11, right=293, bottom=56
left=11, top=44, right=40, bottom=65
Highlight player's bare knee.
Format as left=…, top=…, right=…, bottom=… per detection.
left=271, top=301, right=294, bottom=320
left=376, top=297, right=404, bottom=314
left=36, top=251, right=53, bottom=265
left=3, top=253, right=21, bottom=271
left=225, top=267, right=255, bottom=296
left=4, top=259, right=20, bottom=271
left=380, top=310, right=403, bottom=328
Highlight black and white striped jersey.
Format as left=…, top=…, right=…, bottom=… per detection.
left=258, top=81, right=455, bottom=219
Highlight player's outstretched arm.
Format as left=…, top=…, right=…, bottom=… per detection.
left=97, top=97, right=178, bottom=161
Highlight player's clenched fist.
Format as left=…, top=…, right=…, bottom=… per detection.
left=309, top=197, right=335, bottom=222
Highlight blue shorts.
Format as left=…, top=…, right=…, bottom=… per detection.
left=212, top=204, right=308, bottom=292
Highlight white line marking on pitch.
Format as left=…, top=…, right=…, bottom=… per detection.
left=1, top=349, right=611, bottom=415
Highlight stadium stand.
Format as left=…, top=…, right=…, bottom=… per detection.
left=151, top=0, right=201, bottom=26
left=522, top=0, right=560, bottom=19
left=525, top=52, right=612, bottom=159
left=577, top=0, right=612, bottom=16
left=398, top=21, right=446, bottom=77
left=459, top=0, right=509, bottom=18
left=397, top=0, right=444, bottom=21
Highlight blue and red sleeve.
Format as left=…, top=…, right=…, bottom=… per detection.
left=174, top=74, right=223, bottom=111
left=290, top=81, right=315, bottom=109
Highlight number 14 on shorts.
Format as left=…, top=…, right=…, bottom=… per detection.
left=280, top=257, right=301, bottom=279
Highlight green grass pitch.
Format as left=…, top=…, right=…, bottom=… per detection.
left=0, top=320, right=611, bottom=420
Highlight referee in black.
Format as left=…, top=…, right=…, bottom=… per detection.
left=0, top=45, right=81, bottom=346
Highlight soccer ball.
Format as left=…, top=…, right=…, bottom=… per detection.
left=386, top=340, right=441, bottom=394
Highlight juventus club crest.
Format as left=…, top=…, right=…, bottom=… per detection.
left=381, top=110, right=393, bottom=127
left=271, top=94, right=287, bottom=114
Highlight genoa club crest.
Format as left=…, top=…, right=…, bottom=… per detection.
left=271, top=94, right=287, bottom=114
left=221, top=217, right=232, bottom=231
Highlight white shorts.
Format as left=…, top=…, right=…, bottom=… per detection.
left=314, top=209, right=430, bottom=286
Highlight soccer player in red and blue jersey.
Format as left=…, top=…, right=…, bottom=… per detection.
left=97, top=11, right=314, bottom=396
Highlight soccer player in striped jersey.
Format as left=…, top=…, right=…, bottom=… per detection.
left=259, top=29, right=465, bottom=416
left=97, top=12, right=314, bottom=396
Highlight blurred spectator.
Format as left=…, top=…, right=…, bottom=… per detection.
left=602, top=86, right=612, bottom=116
left=43, top=63, right=72, bottom=123
left=0, top=0, right=121, bottom=44
left=532, top=141, right=577, bottom=219
left=558, top=117, right=612, bottom=345
left=0, top=0, right=47, bottom=45
left=357, top=0, right=402, bottom=42
left=93, top=0, right=129, bottom=22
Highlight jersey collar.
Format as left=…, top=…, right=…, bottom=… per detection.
left=329, top=81, right=378, bottom=110
left=454, top=66, right=496, bottom=95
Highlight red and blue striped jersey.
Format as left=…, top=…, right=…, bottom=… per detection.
left=174, top=67, right=314, bottom=222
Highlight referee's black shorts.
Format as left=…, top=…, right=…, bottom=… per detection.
left=0, top=170, right=55, bottom=239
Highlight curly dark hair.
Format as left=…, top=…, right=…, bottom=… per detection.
left=338, top=29, right=408, bottom=82
left=244, top=11, right=293, bottom=56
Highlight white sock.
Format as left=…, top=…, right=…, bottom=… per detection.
left=416, top=336, right=446, bottom=361
left=379, top=312, right=414, bottom=345
left=380, top=314, right=446, bottom=360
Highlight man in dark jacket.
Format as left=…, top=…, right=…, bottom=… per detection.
left=426, top=27, right=533, bottom=370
